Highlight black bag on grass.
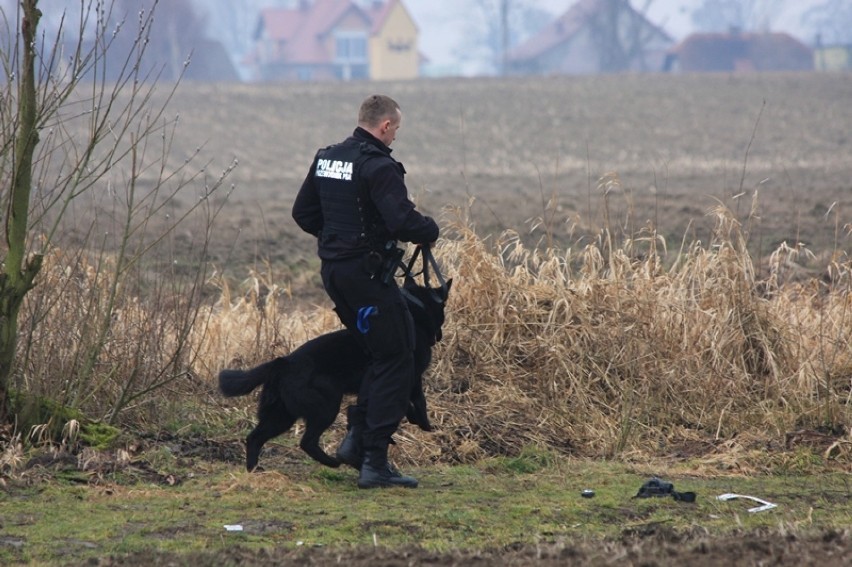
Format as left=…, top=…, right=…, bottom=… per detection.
left=634, top=478, right=696, bottom=503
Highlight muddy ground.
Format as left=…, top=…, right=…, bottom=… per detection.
left=86, top=531, right=850, bottom=567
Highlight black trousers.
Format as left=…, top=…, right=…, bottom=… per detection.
left=320, top=256, right=415, bottom=450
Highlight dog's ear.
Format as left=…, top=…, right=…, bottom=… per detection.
left=434, top=278, right=452, bottom=303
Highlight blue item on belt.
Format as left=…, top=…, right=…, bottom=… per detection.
left=357, top=306, right=378, bottom=334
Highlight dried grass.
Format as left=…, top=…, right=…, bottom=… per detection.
left=189, top=263, right=341, bottom=375
left=19, top=248, right=201, bottom=422
left=401, top=205, right=849, bottom=467
left=183, top=202, right=852, bottom=468
left=15, top=200, right=852, bottom=470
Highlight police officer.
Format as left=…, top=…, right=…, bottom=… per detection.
left=292, top=95, right=439, bottom=488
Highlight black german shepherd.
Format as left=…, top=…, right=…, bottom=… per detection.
left=219, top=278, right=451, bottom=471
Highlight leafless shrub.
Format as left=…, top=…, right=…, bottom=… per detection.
left=2, top=1, right=234, bottom=434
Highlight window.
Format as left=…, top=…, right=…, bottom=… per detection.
left=335, top=32, right=367, bottom=63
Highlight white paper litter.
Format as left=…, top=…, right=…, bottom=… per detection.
left=716, top=493, right=778, bottom=513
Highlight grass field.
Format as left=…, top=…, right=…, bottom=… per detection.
left=3, top=72, right=851, bottom=565
left=1, top=442, right=850, bottom=565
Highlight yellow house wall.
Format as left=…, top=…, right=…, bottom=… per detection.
left=369, top=3, right=419, bottom=80
left=814, top=47, right=851, bottom=71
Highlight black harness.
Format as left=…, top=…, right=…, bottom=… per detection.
left=399, top=245, right=448, bottom=345
left=406, top=245, right=447, bottom=303
left=396, top=245, right=448, bottom=309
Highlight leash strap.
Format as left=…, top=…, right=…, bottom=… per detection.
left=404, top=245, right=423, bottom=279
left=403, top=245, right=447, bottom=295
left=422, top=245, right=447, bottom=293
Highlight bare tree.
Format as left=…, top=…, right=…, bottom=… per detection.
left=804, top=0, right=852, bottom=45
left=0, top=0, right=232, bottom=427
left=33, top=0, right=207, bottom=81
left=455, top=0, right=551, bottom=76
left=195, top=0, right=274, bottom=66
left=0, top=0, right=43, bottom=422
left=584, top=0, right=661, bottom=73
left=105, top=0, right=209, bottom=80
left=691, top=0, right=787, bottom=33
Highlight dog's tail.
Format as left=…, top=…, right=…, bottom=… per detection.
left=218, top=357, right=283, bottom=397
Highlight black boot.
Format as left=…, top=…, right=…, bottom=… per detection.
left=357, top=446, right=418, bottom=489
left=335, top=424, right=363, bottom=470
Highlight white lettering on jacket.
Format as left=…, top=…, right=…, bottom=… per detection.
left=315, top=159, right=354, bottom=181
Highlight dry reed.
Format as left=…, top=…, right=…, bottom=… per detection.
left=196, top=203, right=851, bottom=468
left=417, top=206, right=850, bottom=465
left=16, top=202, right=852, bottom=469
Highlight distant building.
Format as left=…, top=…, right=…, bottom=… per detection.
left=506, top=0, right=673, bottom=76
left=665, top=31, right=813, bottom=73
left=813, top=41, right=852, bottom=71
left=246, top=0, right=419, bottom=82
left=368, top=0, right=419, bottom=80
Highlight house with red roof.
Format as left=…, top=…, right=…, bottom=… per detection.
left=247, top=0, right=419, bottom=82
left=664, top=31, right=813, bottom=73
left=506, top=0, right=673, bottom=75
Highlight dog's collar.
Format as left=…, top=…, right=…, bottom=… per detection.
left=399, top=286, right=425, bottom=310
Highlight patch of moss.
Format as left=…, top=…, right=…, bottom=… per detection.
left=9, top=390, right=120, bottom=449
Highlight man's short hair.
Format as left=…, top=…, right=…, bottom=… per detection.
left=358, top=95, right=400, bottom=127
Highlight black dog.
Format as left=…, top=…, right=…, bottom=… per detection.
left=219, top=279, right=451, bottom=471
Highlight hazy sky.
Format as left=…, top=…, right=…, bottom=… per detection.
left=404, top=0, right=822, bottom=75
